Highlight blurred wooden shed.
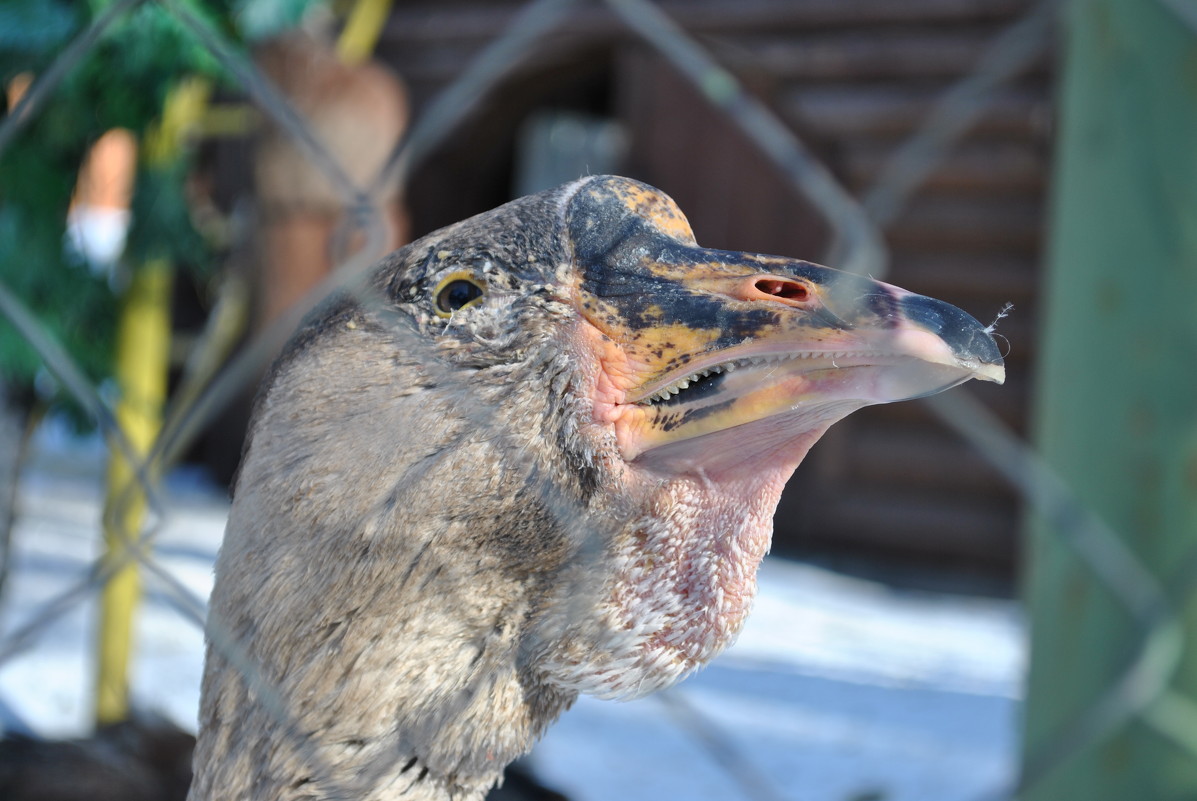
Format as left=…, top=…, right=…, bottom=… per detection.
left=368, top=0, right=1049, bottom=576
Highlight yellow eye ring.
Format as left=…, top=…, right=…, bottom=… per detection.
left=432, top=272, right=486, bottom=318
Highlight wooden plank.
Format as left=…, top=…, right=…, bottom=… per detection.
left=884, top=195, right=1043, bottom=251
left=843, top=139, right=1048, bottom=195
left=782, top=84, right=1052, bottom=139
left=889, top=252, right=1039, bottom=297
left=382, top=0, right=1036, bottom=45
left=728, top=27, right=1047, bottom=81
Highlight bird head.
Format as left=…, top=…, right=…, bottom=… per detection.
left=368, top=175, right=1003, bottom=699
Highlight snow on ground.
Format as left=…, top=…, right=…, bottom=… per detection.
left=0, top=420, right=1025, bottom=801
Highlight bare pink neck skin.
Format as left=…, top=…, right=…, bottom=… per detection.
left=541, top=424, right=829, bottom=700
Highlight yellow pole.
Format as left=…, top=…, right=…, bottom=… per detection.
left=94, top=79, right=207, bottom=726
left=336, top=0, right=394, bottom=65
left=95, top=260, right=172, bottom=725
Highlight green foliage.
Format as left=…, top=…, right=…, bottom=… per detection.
left=0, top=1, right=82, bottom=77
left=0, top=73, right=113, bottom=395
left=0, top=0, right=322, bottom=419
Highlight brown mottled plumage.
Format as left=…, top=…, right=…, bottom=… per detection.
left=189, top=176, right=1003, bottom=800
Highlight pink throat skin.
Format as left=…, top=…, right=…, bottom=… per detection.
left=542, top=444, right=806, bottom=701
left=543, top=345, right=830, bottom=698
left=622, top=463, right=793, bottom=689
left=540, top=318, right=852, bottom=700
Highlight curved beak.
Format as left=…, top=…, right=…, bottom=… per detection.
left=564, top=177, right=1005, bottom=467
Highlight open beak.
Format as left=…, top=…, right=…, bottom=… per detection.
left=565, top=177, right=1005, bottom=469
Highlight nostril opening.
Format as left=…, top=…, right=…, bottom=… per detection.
left=755, top=278, right=810, bottom=302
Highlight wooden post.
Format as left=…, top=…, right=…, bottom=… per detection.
left=1024, top=0, right=1197, bottom=797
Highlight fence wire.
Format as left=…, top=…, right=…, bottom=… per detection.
left=0, top=0, right=1188, bottom=800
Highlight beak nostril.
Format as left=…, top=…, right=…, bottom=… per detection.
left=754, top=278, right=810, bottom=302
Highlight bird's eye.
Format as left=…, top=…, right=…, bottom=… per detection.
left=433, top=273, right=486, bottom=317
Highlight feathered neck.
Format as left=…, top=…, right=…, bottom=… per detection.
left=188, top=293, right=786, bottom=801
left=189, top=315, right=589, bottom=800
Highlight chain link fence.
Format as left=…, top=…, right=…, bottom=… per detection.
left=0, top=0, right=1191, bottom=799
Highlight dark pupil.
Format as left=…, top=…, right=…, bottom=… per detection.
left=438, top=280, right=482, bottom=312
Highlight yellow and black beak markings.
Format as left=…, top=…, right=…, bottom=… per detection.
left=564, top=176, right=1004, bottom=459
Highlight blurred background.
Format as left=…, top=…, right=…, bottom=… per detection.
left=0, top=0, right=1194, bottom=799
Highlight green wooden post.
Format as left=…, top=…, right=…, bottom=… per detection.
left=1024, top=0, right=1197, bottom=798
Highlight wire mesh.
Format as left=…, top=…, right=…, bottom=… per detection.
left=0, top=0, right=1187, bottom=799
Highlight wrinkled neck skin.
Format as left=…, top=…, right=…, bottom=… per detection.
left=533, top=463, right=793, bottom=702
left=189, top=308, right=805, bottom=801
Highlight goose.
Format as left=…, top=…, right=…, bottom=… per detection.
left=189, top=175, right=1004, bottom=800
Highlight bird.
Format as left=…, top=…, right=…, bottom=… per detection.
left=187, top=175, right=1004, bottom=801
